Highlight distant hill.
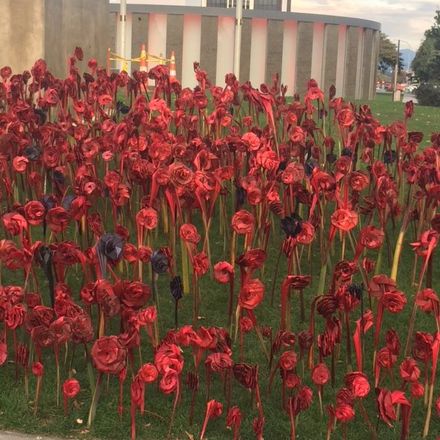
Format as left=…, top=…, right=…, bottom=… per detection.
left=401, top=48, right=416, bottom=70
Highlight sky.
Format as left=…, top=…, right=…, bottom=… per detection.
left=294, top=0, right=440, bottom=51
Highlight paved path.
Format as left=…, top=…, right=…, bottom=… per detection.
left=0, top=432, right=64, bottom=440
left=402, top=93, right=418, bottom=104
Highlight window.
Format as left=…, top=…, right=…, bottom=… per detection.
left=254, top=0, right=282, bottom=10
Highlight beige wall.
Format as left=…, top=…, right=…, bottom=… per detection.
left=200, top=16, right=218, bottom=83
left=296, top=22, right=313, bottom=96
left=44, top=0, right=109, bottom=77
left=0, top=0, right=45, bottom=74
left=323, top=24, right=338, bottom=96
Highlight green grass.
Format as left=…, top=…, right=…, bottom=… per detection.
left=0, top=94, right=439, bottom=440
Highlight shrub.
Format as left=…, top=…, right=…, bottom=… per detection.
left=415, top=83, right=440, bottom=106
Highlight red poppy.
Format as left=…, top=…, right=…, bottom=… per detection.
left=226, top=406, right=242, bottom=440
left=311, top=363, right=330, bottom=386
left=238, top=279, right=264, bottom=310
left=159, top=369, right=179, bottom=395
left=349, top=171, right=370, bottom=192
left=377, top=388, right=410, bottom=427
left=330, top=209, right=358, bottom=232
left=12, top=156, right=29, bottom=173
left=0, top=342, right=7, bottom=366
left=344, top=372, right=370, bottom=398
left=237, top=248, right=266, bottom=271
left=200, top=400, right=223, bottom=440
left=233, top=363, right=257, bottom=390
left=136, top=207, right=158, bottom=230
left=213, top=261, right=234, bottom=284
left=335, top=404, right=355, bottom=422
left=46, top=207, right=70, bottom=233
left=154, top=343, right=184, bottom=375
left=382, top=290, right=407, bottom=313
left=359, top=225, right=384, bottom=250
left=399, top=358, right=420, bottom=383
left=24, top=201, right=46, bottom=226
left=63, top=378, right=80, bottom=399
left=179, top=223, right=201, bottom=244
left=279, top=351, right=298, bottom=372
left=91, top=336, right=127, bottom=375
left=239, top=316, right=254, bottom=333
left=415, top=288, right=439, bottom=314
left=120, top=281, right=150, bottom=310
left=231, top=210, right=254, bottom=235
left=205, top=352, right=233, bottom=373
left=2, top=213, right=28, bottom=236
left=32, top=361, right=44, bottom=377
left=190, top=251, right=207, bottom=276
left=138, top=363, right=158, bottom=383
left=410, top=382, right=424, bottom=399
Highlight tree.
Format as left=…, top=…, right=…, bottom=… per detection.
left=378, top=32, right=403, bottom=74
left=412, top=10, right=440, bottom=82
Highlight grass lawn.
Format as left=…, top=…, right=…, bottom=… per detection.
left=0, top=93, right=439, bottom=440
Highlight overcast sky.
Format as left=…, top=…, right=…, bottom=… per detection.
left=294, top=0, right=439, bottom=51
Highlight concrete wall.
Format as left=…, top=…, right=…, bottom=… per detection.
left=239, top=18, right=252, bottom=84
left=132, top=13, right=149, bottom=60
left=323, top=24, right=338, bottom=96
left=200, top=16, right=218, bottom=84
left=44, top=0, right=109, bottom=77
left=166, top=15, right=184, bottom=82
left=295, top=21, right=313, bottom=96
left=0, top=0, right=45, bottom=74
left=266, top=19, right=283, bottom=85
left=344, top=26, right=359, bottom=99
left=0, top=0, right=379, bottom=97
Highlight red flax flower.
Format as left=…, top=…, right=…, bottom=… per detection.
left=377, top=388, right=411, bottom=439
left=353, top=309, right=373, bottom=372
left=32, top=361, right=44, bottom=415
left=231, top=209, right=255, bottom=251
left=329, top=209, right=358, bottom=242
left=63, top=378, right=80, bottom=415
left=199, top=399, right=223, bottom=439
left=416, top=289, right=440, bottom=330
left=238, top=278, right=264, bottom=310
left=226, top=406, right=242, bottom=440
left=280, top=275, right=311, bottom=331
left=91, top=336, right=127, bottom=375
left=399, top=358, right=420, bottom=383
left=312, top=363, right=330, bottom=414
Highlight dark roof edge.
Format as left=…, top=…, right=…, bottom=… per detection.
left=108, top=4, right=381, bottom=30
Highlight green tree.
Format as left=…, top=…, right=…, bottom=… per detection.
left=378, top=32, right=403, bottom=74
left=412, top=10, right=440, bottom=82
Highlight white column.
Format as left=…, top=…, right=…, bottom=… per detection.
left=249, top=0, right=255, bottom=8
left=281, top=0, right=288, bottom=11
left=249, top=18, right=267, bottom=87
left=234, top=0, right=243, bottom=80
left=355, top=27, right=365, bottom=99
left=335, top=24, right=347, bottom=97
left=148, top=13, right=167, bottom=84
left=310, top=22, right=325, bottom=87
left=125, top=13, right=133, bottom=74
left=116, top=9, right=133, bottom=73
left=281, top=20, right=298, bottom=95
left=182, top=15, right=202, bottom=88
left=216, top=16, right=235, bottom=85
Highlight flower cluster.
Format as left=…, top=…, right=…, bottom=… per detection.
left=0, top=52, right=439, bottom=439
